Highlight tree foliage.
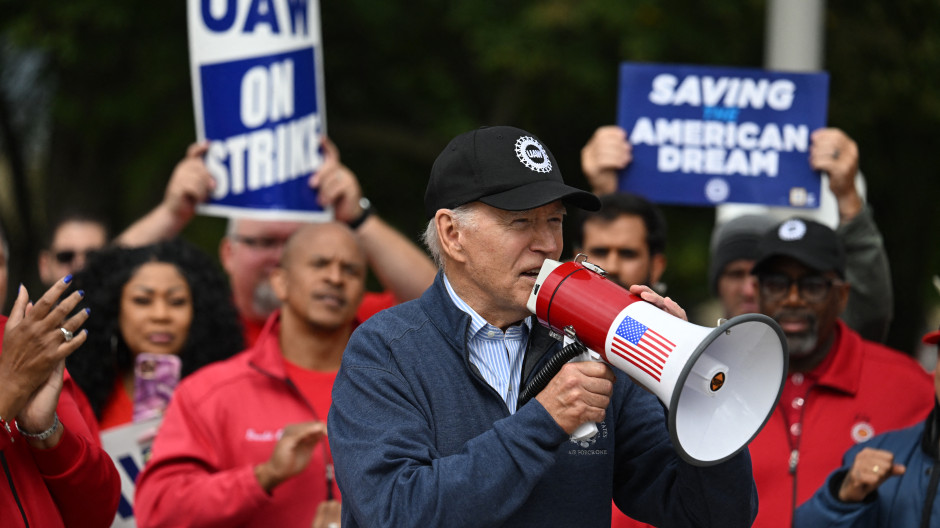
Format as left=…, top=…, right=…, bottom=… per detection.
left=1, top=0, right=938, bottom=353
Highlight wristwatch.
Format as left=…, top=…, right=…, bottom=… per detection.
left=347, top=197, right=373, bottom=230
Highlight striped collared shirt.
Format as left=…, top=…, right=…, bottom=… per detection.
left=444, top=275, right=531, bottom=413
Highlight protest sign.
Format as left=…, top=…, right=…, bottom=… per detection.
left=617, top=62, right=829, bottom=208
left=188, top=0, right=329, bottom=220
left=101, top=418, right=162, bottom=528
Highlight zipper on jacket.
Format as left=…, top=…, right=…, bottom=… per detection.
left=788, top=449, right=799, bottom=474
left=283, top=377, right=335, bottom=503
left=786, top=383, right=813, bottom=527
left=920, top=461, right=940, bottom=528
left=2, top=452, right=30, bottom=527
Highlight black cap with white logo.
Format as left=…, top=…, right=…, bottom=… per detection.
left=424, top=126, right=600, bottom=219
left=751, top=218, right=846, bottom=278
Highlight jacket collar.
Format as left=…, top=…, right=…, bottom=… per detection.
left=813, top=319, right=862, bottom=396
left=421, top=271, right=559, bottom=384
left=421, top=271, right=472, bottom=355
left=246, top=310, right=288, bottom=380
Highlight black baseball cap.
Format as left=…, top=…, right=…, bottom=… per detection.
left=424, top=126, right=600, bottom=218
left=751, top=217, right=846, bottom=278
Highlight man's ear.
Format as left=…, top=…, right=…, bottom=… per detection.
left=270, top=266, right=288, bottom=302
left=835, top=279, right=851, bottom=315
left=435, top=209, right=467, bottom=264
left=219, top=237, right=234, bottom=275
left=650, top=253, right=667, bottom=286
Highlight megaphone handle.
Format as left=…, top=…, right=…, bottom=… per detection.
left=570, top=421, right=599, bottom=442
left=566, top=337, right=600, bottom=442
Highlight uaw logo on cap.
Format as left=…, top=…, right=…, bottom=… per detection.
left=514, top=136, right=552, bottom=173
left=778, top=219, right=807, bottom=241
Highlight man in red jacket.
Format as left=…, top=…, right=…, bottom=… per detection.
left=0, top=276, right=121, bottom=527
left=746, top=217, right=933, bottom=527
left=135, top=221, right=369, bottom=527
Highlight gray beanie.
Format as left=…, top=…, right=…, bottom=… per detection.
left=708, top=214, right=778, bottom=294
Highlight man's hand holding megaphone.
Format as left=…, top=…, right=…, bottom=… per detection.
left=526, top=258, right=787, bottom=467
left=533, top=284, right=687, bottom=436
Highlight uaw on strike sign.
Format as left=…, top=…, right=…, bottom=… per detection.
left=617, top=62, right=829, bottom=209
left=188, top=0, right=328, bottom=220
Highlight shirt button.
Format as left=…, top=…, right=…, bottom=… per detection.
left=789, top=423, right=802, bottom=436
left=791, top=373, right=804, bottom=385
left=487, top=330, right=496, bottom=338
left=791, top=397, right=804, bottom=409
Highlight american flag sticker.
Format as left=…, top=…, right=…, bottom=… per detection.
left=610, top=316, right=676, bottom=382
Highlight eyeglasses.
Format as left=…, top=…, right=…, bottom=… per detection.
left=231, top=235, right=287, bottom=251
left=758, top=273, right=841, bottom=303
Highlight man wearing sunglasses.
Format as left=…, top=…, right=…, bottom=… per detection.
left=37, top=213, right=109, bottom=287
left=743, top=217, right=934, bottom=528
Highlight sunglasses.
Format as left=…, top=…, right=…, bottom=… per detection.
left=53, top=250, right=90, bottom=265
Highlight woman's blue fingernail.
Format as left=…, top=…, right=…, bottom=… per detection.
left=85, top=307, right=91, bottom=315
left=78, top=290, right=85, bottom=297
left=63, top=274, right=73, bottom=284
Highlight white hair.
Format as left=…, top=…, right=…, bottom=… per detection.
left=422, top=204, right=479, bottom=270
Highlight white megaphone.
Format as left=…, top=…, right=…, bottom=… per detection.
left=525, top=256, right=787, bottom=466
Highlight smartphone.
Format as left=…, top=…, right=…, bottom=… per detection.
left=133, top=353, right=182, bottom=423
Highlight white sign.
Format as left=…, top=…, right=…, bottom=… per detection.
left=100, top=418, right=162, bottom=528
left=188, top=0, right=329, bottom=221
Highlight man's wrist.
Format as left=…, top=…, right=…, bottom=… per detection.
left=347, top=197, right=373, bottom=230
left=254, top=462, right=280, bottom=493
left=16, top=412, right=60, bottom=441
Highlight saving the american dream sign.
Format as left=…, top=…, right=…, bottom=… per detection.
left=616, top=62, right=829, bottom=209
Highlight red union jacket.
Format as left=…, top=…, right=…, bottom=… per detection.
left=0, top=315, right=121, bottom=528
left=611, top=319, right=933, bottom=528
left=748, top=319, right=933, bottom=527
left=134, top=312, right=341, bottom=527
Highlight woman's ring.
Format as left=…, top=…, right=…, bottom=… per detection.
left=60, top=327, right=74, bottom=342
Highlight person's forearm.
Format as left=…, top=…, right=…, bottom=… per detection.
left=113, top=204, right=188, bottom=247
left=356, top=215, right=436, bottom=301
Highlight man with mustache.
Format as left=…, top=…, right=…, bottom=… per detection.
left=135, top=222, right=364, bottom=527
left=745, top=217, right=934, bottom=527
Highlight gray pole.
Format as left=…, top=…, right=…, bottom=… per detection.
left=716, top=0, right=839, bottom=227
left=763, top=0, right=826, bottom=71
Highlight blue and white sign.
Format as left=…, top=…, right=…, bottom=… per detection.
left=188, top=0, right=329, bottom=220
left=616, top=62, right=829, bottom=208
left=101, top=419, right=162, bottom=528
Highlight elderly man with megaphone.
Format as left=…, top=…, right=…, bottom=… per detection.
left=328, top=126, right=781, bottom=528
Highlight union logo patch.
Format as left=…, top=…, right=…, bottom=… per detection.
left=850, top=421, right=875, bottom=443
left=514, top=136, right=552, bottom=173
